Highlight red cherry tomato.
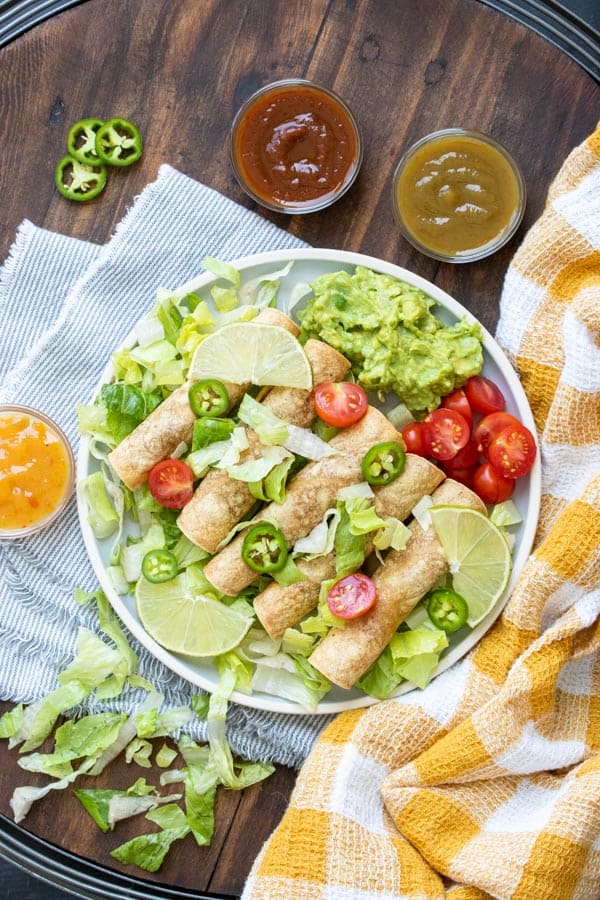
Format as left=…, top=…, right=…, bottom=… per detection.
left=445, top=465, right=478, bottom=489
left=488, top=423, right=537, bottom=479
left=442, top=437, right=481, bottom=470
left=441, top=388, right=473, bottom=429
left=474, top=411, right=523, bottom=456
left=464, top=375, right=506, bottom=415
left=314, top=382, right=368, bottom=428
left=327, top=573, right=377, bottom=620
left=422, top=408, right=470, bottom=461
left=472, top=462, right=515, bottom=504
left=148, top=459, right=194, bottom=509
left=401, top=421, right=426, bottom=456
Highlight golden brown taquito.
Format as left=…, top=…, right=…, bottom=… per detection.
left=254, top=454, right=445, bottom=639
left=107, top=308, right=299, bottom=490
left=308, top=478, right=486, bottom=690
left=177, top=339, right=350, bottom=552
left=203, top=406, right=403, bottom=596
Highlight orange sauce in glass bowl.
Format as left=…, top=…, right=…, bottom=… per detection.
left=230, top=79, right=362, bottom=213
left=0, top=406, right=75, bottom=538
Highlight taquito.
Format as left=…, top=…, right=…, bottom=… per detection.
left=107, top=308, right=299, bottom=490
left=308, top=479, right=486, bottom=690
left=203, top=406, right=403, bottom=596
left=177, top=339, right=350, bottom=552
left=254, top=454, right=445, bottom=639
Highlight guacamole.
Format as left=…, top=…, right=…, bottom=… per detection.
left=298, top=266, right=483, bottom=414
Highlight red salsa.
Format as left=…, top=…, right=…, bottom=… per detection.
left=231, top=81, right=361, bottom=211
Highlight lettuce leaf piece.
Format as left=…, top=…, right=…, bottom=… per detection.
left=271, top=556, right=307, bottom=586
left=0, top=704, right=23, bottom=739
left=207, top=669, right=273, bottom=788
left=76, top=403, right=114, bottom=448
left=126, top=737, right=153, bottom=768
left=10, top=758, right=96, bottom=823
left=372, top=517, right=411, bottom=552
left=136, top=706, right=194, bottom=739
left=191, top=416, right=236, bottom=452
left=10, top=681, right=90, bottom=753
left=224, top=446, right=292, bottom=483
left=155, top=743, right=178, bottom=768
left=300, top=595, right=345, bottom=637
left=185, top=766, right=217, bottom=846
left=201, top=256, right=241, bottom=287
left=74, top=778, right=159, bottom=833
left=237, top=394, right=290, bottom=445
left=251, top=657, right=325, bottom=712
left=100, top=383, right=162, bottom=444
left=79, top=471, right=120, bottom=539
left=344, top=497, right=387, bottom=536
left=238, top=261, right=294, bottom=306
left=18, top=712, right=126, bottom=779
left=357, top=626, right=449, bottom=698
left=293, top=507, right=340, bottom=557
left=110, top=820, right=190, bottom=873
left=211, top=285, right=238, bottom=312
left=191, top=695, right=210, bottom=721
left=334, top=503, right=365, bottom=577
left=157, top=299, right=183, bottom=346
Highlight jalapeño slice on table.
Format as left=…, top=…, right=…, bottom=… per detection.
left=54, top=155, right=107, bottom=201
left=67, top=118, right=105, bottom=165
left=242, top=522, right=288, bottom=574
left=188, top=379, right=230, bottom=418
left=361, top=441, right=406, bottom=486
left=95, top=117, right=143, bottom=166
left=425, top=587, right=469, bottom=633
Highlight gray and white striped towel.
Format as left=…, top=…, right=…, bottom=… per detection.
left=0, top=164, right=330, bottom=769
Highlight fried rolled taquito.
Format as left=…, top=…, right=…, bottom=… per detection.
left=203, top=406, right=403, bottom=596
left=254, top=454, right=445, bottom=639
left=308, top=479, right=486, bottom=690
left=107, top=308, right=299, bottom=490
left=177, top=339, right=350, bottom=552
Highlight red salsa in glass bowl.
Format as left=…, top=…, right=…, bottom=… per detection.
left=230, top=79, right=363, bottom=213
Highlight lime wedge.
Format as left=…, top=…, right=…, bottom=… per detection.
left=188, top=322, right=312, bottom=389
left=429, top=505, right=512, bottom=627
left=135, top=573, right=251, bottom=657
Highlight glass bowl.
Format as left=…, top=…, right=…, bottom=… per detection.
left=392, top=128, right=526, bottom=263
left=0, top=405, right=75, bottom=540
left=230, top=78, right=363, bottom=214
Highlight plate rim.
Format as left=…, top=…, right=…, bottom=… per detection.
left=76, top=247, right=542, bottom=715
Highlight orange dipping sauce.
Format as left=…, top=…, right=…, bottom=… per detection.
left=0, top=407, right=74, bottom=536
left=231, top=80, right=362, bottom=212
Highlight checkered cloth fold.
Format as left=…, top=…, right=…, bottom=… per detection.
left=242, top=127, right=600, bottom=900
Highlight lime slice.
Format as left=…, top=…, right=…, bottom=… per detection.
left=135, top=573, right=251, bottom=656
left=429, top=505, right=512, bottom=627
left=188, top=322, right=312, bottom=389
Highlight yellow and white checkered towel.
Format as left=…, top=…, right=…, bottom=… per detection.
left=242, top=125, right=600, bottom=900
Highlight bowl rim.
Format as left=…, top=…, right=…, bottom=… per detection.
left=391, top=127, right=527, bottom=263
left=77, top=247, right=542, bottom=715
left=0, top=404, right=75, bottom=540
left=229, top=78, right=363, bottom=214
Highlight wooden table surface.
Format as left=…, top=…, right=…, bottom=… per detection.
left=0, top=0, right=598, bottom=897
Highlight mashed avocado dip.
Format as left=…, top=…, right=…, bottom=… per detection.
left=298, top=266, right=483, bottom=413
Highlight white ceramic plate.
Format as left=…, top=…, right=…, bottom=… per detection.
left=77, top=248, right=541, bottom=715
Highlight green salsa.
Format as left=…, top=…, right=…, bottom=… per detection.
left=298, top=266, right=483, bottom=414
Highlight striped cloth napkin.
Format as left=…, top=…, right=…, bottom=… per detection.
left=242, top=127, right=600, bottom=899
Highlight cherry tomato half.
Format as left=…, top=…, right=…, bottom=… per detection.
left=488, top=423, right=537, bottom=479
left=441, top=388, right=473, bottom=430
left=327, top=573, right=377, bottom=620
left=148, top=459, right=194, bottom=509
left=464, top=375, right=506, bottom=415
left=472, top=461, right=515, bottom=504
left=442, top=437, right=481, bottom=471
left=314, top=382, right=368, bottom=428
left=401, top=421, right=426, bottom=456
left=422, top=408, right=470, bottom=461
left=473, top=411, right=523, bottom=456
